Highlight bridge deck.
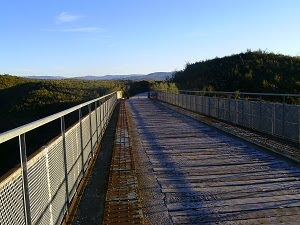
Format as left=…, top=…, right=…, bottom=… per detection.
left=127, top=98, right=300, bottom=225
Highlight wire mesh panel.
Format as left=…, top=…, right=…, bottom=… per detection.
left=100, top=104, right=104, bottom=136
left=284, top=104, right=300, bottom=142
left=195, top=96, right=202, bottom=113
left=0, top=169, right=25, bottom=225
left=82, top=116, right=91, bottom=170
left=47, top=137, right=67, bottom=225
left=250, top=101, right=261, bottom=131
left=91, top=111, right=97, bottom=149
left=260, top=102, right=274, bottom=135
left=157, top=91, right=299, bottom=143
left=97, top=106, right=101, bottom=139
left=186, top=95, right=191, bottom=110
left=230, top=99, right=238, bottom=124
left=218, top=98, right=228, bottom=121
left=0, top=92, right=118, bottom=225
left=65, top=123, right=81, bottom=199
left=209, top=97, right=218, bottom=118
left=242, top=100, right=251, bottom=127
left=27, top=152, right=52, bottom=225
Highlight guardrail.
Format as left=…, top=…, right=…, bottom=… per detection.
left=0, top=91, right=120, bottom=225
left=156, top=90, right=300, bottom=144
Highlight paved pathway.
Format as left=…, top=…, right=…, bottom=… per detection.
left=128, top=98, right=300, bottom=225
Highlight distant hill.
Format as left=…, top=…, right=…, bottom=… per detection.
left=25, top=75, right=65, bottom=80
left=75, top=72, right=173, bottom=81
left=25, top=72, right=174, bottom=81
left=75, top=74, right=143, bottom=80
left=172, top=51, right=300, bottom=94
left=139, top=72, right=174, bottom=80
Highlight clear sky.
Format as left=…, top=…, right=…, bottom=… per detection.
left=0, top=0, right=300, bottom=77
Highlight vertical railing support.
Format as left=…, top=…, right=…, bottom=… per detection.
left=228, top=95, right=231, bottom=122
left=189, top=92, right=192, bottom=110
left=61, top=116, right=70, bottom=213
left=208, top=93, right=211, bottom=116
left=217, top=94, right=220, bottom=118
left=95, top=101, right=99, bottom=142
left=241, top=94, right=244, bottom=126
left=282, top=96, right=285, bottom=138
left=19, top=133, right=32, bottom=225
left=100, top=100, right=103, bottom=137
left=201, top=94, right=204, bottom=114
left=259, top=96, right=262, bottom=130
left=78, top=109, right=85, bottom=174
left=104, top=99, right=107, bottom=128
left=272, top=103, right=275, bottom=135
left=88, top=104, right=93, bottom=155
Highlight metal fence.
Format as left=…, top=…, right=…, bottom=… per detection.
left=0, top=91, right=120, bottom=225
left=157, top=90, right=300, bottom=144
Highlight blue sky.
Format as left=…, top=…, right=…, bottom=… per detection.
left=0, top=0, right=300, bottom=77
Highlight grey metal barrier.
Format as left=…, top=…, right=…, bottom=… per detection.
left=0, top=91, right=120, bottom=225
left=157, top=90, right=300, bottom=144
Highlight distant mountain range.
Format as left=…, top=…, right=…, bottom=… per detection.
left=25, top=72, right=174, bottom=81
left=25, top=75, right=65, bottom=80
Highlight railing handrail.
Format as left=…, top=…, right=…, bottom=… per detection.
left=0, top=91, right=117, bottom=144
left=160, top=89, right=300, bottom=98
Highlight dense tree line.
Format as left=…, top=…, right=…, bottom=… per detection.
left=172, top=51, right=300, bottom=95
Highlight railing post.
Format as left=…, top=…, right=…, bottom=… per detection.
left=217, top=94, right=220, bottom=118
left=78, top=109, right=85, bottom=174
left=99, top=100, right=103, bottom=137
left=228, top=95, right=231, bottom=122
left=241, top=94, right=244, bottom=126
left=282, top=96, right=285, bottom=138
left=105, top=98, right=107, bottom=128
left=208, top=93, right=211, bottom=116
left=185, top=92, right=187, bottom=109
left=272, top=102, right=275, bottom=135
left=202, top=93, right=204, bottom=114
left=250, top=100, right=253, bottom=128
left=259, top=96, right=262, bottom=130
left=299, top=105, right=300, bottom=144
left=19, top=133, right=32, bottom=225
left=60, top=116, right=70, bottom=213
left=190, top=92, right=192, bottom=110
left=88, top=104, right=93, bottom=155
left=45, top=151, right=54, bottom=225
left=95, top=101, right=99, bottom=142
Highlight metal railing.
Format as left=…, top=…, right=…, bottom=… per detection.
left=0, top=91, right=120, bottom=225
left=156, top=90, right=300, bottom=144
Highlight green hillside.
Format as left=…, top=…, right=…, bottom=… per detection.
left=0, top=75, right=125, bottom=132
left=172, top=51, right=300, bottom=94
left=0, top=75, right=125, bottom=175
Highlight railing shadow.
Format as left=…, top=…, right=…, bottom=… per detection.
left=128, top=98, right=300, bottom=224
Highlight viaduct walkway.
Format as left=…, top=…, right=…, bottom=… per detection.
left=122, top=97, right=300, bottom=224
left=1, top=91, right=299, bottom=225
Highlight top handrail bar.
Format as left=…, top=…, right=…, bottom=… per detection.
left=162, top=89, right=300, bottom=98
left=0, top=91, right=117, bottom=144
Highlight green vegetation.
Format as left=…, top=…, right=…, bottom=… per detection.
left=0, top=74, right=125, bottom=175
left=172, top=51, right=300, bottom=94
left=0, top=74, right=125, bottom=132
left=151, top=81, right=178, bottom=93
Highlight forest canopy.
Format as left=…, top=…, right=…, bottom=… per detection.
left=0, top=74, right=125, bottom=132
left=171, top=50, right=300, bottom=94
